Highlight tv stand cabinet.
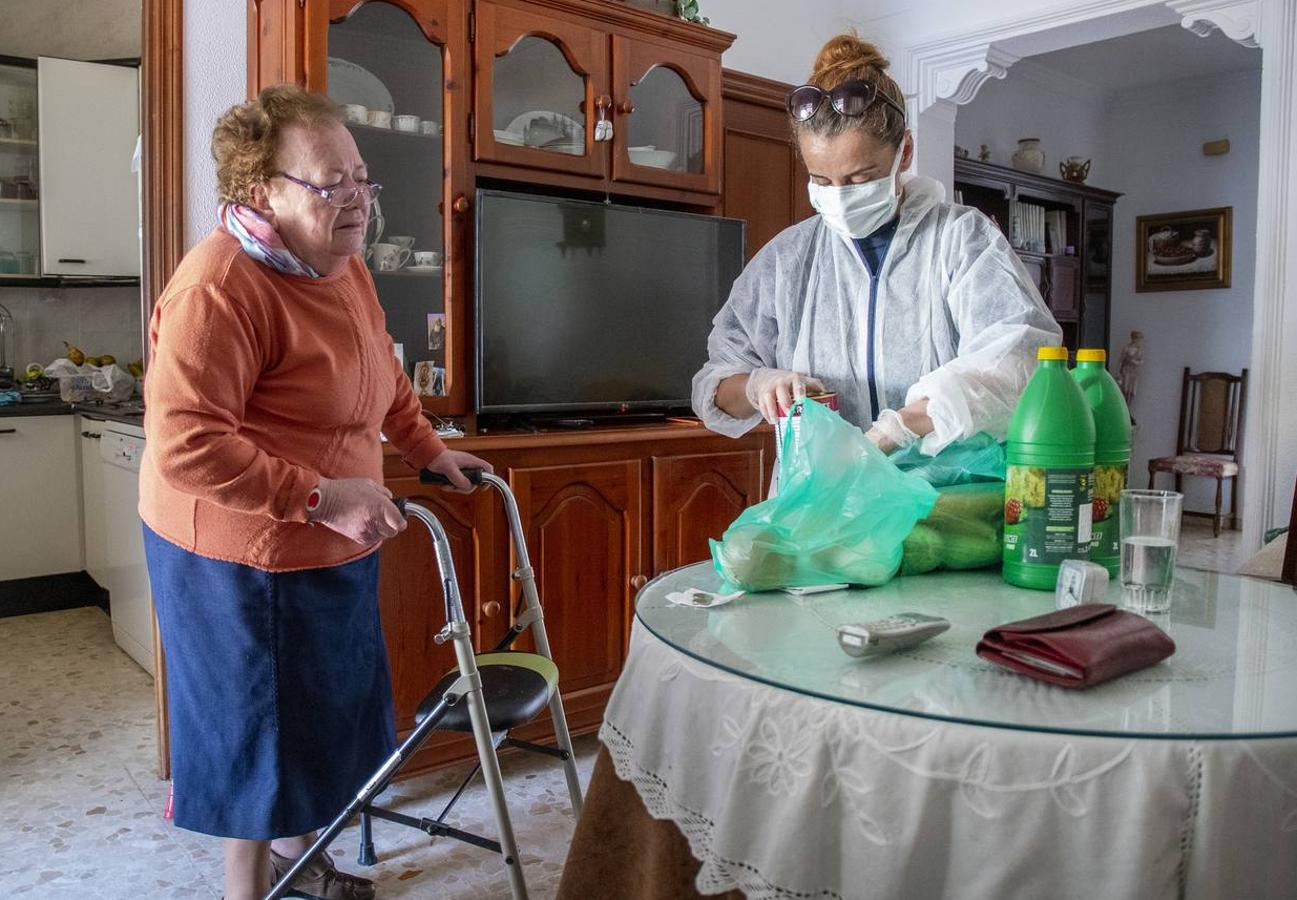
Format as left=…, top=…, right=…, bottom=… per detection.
left=378, top=421, right=773, bottom=775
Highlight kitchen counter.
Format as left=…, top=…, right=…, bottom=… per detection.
left=0, top=400, right=144, bottom=428
left=0, top=400, right=75, bottom=418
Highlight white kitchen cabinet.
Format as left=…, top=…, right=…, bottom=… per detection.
left=37, top=57, right=140, bottom=277
left=77, top=415, right=108, bottom=586
left=0, top=415, right=82, bottom=581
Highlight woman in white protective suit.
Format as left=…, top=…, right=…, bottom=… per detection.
left=692, top=33, right=1061, bottom=458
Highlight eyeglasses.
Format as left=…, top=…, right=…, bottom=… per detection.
left=786, top=80, right=907, bottom=123
left=276, top=172, right=382, bottom=208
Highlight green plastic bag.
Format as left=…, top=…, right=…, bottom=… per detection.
left=890, top=432, right=1007, bottom=485
left=901, top=482, right=1005, bottom=576
left=710, top=399, right=938, bottom=591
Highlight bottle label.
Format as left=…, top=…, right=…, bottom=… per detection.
left=1091, top=463, right=1127, bottom=562
left=1003, top=465, right=1094, bottom=567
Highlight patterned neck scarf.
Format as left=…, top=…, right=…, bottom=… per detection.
left=218, top=202, right=320, bottom=278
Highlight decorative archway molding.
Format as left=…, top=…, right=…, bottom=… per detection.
left=898, top=0, right=1293, bottom=548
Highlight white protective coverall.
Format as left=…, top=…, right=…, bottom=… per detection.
left=692, top=175, right=1062, bottom=454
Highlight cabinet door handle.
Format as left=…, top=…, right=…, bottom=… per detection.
left=630, top=574, right=648, bottom=590
left=81, top=431, right=102, bottom=439
left=482, top=600, right=502, bottom=618
left=451, top=194, right=470, bottom=216
left=58, top=258, right=87, bottom=264
left=616, top=100, right=635, bottom=115
left=0, top=428, right=15, bottom=435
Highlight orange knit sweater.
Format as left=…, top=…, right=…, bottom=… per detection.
left=139, top=229, right=446, bottom=572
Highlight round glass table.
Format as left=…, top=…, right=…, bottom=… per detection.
left=581, top=563, right=1297, bottom=900
left=635, top=562, right=1297, bottom=741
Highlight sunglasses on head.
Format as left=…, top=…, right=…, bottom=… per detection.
left=786, top=79, right=907, bottom=123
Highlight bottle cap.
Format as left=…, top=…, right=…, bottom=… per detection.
left=1037, top=346, right=1069, bottom=361
left=1076, top=349, right=1107, bottom=363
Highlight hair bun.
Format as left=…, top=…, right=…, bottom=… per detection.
left=811, top=32, right=890, bottom=86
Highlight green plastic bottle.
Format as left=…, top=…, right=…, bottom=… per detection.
left=1002, top=346, right=1097, bottom=590
left=1072, top=348, right=1132, bottom=577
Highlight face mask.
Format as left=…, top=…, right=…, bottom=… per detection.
left=808, top=143, right=905, bottom=240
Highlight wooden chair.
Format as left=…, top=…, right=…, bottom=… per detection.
left=1147, top=368, right=1247, bottom=537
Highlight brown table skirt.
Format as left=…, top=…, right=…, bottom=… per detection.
left=557, top=744, right=743, bottom=900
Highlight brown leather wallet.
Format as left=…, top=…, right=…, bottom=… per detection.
left=976, top=604, right=1175, bottom=688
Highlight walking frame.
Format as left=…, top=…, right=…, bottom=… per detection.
left=265, top=468, right=584, bottom=900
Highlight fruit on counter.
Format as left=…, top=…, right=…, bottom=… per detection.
left=64, top=342, right=86, bottom=366
left=98, top=354, right=116, bottom=366
left=25, top=363, right=43, bottom=378
left=85, top=356, right=101, bottom=367
left=127, top=360, right=144, bottom=377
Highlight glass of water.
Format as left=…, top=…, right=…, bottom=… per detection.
left=1120, top=489, right=1184, bottom=613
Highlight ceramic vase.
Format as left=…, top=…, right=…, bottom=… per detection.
left=1012, top=138, right=1045, bottom=174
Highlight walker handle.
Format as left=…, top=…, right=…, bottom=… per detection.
left=418, top=467, right=486, bottom=487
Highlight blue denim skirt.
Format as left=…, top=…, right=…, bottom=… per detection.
left=144, top=526, right=396, bottom=839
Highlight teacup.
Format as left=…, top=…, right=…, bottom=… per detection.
left=366, top=109, right=392, bottom=129
left=420, top=120, right=441, bottom=136
left=368, top=242, right=411, bottom=271
left=342, top=103, right=368, bottom=124
left=413, top=250, right=443, bottom=268
left=387, top=235, right=415, bottom=251
left=393, top=114, right=420, bottom=132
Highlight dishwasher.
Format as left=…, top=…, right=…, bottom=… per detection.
left=99, top=420, right=155, bottom=676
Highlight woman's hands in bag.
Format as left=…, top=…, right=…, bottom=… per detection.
left=743, top=368, right=826, bottom=424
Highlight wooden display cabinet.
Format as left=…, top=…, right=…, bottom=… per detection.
left=379, top=423, right=772, bottom=775
left=473, top=0, right=728, bottom=196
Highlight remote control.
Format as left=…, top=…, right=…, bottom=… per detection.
left=837, top=613, right=951, bottom=657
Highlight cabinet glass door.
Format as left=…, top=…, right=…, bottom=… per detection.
left=327, top=2, right=450, bottom=398
left=0, top=60, right=40, bottom=281
left=612, top=37, right=720, bottom=193
left=475, top=1, right=605, bottom=177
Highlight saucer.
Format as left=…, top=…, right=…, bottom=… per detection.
left=405, top=264, right=443, bottom=273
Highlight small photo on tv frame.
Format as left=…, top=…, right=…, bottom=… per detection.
left=1135, top=206, right=1231, bottom=292
left=412, top=361, right=445, bottom=397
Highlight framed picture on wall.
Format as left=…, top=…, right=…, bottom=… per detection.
left=1135, top=206, right=1232, bottom=292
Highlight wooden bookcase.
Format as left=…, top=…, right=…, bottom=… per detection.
left=953, top=157, right=1122, bottom=353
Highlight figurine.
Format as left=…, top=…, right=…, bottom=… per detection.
left=978, top=144, right=990, bottom=162
left=1117, top=330, right=1145, bottom=414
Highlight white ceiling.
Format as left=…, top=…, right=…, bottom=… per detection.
left=1024, top=25, right=1260, bottom=94
left=0, top=0, right=141, bottom=61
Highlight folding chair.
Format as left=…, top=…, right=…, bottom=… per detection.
left=266, top=468, right=583, bottom=900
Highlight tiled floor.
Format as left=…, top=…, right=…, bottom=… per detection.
left=0, top=523, right=1252, bottom=899
left=1176, top=520, right=1248, bottom=574
left=0, top=606, right=596, bottom=899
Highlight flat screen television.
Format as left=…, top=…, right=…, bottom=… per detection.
left=475, top=189, right=745, bottom=415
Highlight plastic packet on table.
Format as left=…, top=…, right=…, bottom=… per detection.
left=710, top=399, right=938, bottom=592
left=900, top=482, right=1005, bottom=576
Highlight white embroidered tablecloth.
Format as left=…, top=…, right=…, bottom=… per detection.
left=599, top=564, right=1297, bottom=900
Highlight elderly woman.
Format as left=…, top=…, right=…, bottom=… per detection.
left=140, top=85, right=488, bottom=900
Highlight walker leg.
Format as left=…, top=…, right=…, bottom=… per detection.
left=547, top=693, right=584, bottom=819
left=467, top=688, right=528, bottom=900
left=357, top=811, right=376, bottom=866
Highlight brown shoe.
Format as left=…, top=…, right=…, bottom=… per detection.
left=269, top=849, right=376, bottom=900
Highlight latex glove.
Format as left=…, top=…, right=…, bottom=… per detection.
left=744, top=368, right=826, bottom=424
left=424, top=448, right=495, bottom=493
left=867, top=408, right=920, bottom=454
left=308, top=477, right=406, bottom=545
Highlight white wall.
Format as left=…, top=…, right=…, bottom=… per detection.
left=953, top=67, right=1108, bottom=184
left=1106, top=70, right=1261, bottom=515
left=706, top=0, right=865, bottom=85
left=183, top=2, right=246, bottom=249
